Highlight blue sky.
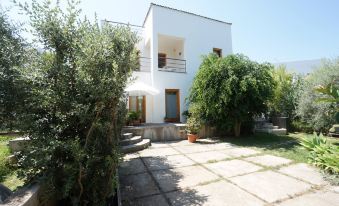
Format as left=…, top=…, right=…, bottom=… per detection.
left=1, top=0, right=339, bottom=63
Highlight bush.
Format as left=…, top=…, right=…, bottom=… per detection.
left=188, top=54, right=275, bottom=136
left=268, top=65, right=304, bottom=119
left=296, top=58, right=339, bottom=133
left=14, top=1, right=138, bottom=205
left=300, top=133, right=339, bottom=174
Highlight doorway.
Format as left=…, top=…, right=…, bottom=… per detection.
left=165, top=89, right=180, bottom=122
left=129, top=96, right=146, bottom=123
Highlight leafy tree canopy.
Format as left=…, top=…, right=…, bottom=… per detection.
left=189, top=54, right=275, bottom=136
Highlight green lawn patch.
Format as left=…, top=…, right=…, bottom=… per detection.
left=0, top=135, right=24, bottom=191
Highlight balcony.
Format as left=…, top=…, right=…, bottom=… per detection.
left=135, top=57, right=151, bottom=72
left=158, top=57, right=186, bottom=73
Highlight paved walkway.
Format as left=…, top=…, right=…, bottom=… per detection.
left=119, top=139, right=339, bottom=206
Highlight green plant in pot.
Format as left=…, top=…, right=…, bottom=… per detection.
left=127, top=111, right=141, bottom=126
left=186, top=116, right=201, bottom=143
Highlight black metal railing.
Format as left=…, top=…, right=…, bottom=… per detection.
left=158, top=57, right=186, bottom=73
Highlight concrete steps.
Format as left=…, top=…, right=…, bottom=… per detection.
left=121, top=139, right=151, bottom=154
left=120, top=132, right=150, bottom=154
left=255, top=122, right=287, bottom=135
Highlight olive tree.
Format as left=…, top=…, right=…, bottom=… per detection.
left=0, top=9, right=27, bottom=130
left=16, top=0, right=138, bottom=205
left=296, top=58, right=339, bottom=132
left=189, top=54, right=275, bottom=137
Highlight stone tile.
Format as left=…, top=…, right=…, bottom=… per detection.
left=143, top=155, right=195, bottom=171
left=186, top=151, right=231, bottom=164
left=229, top=171, right=312, bottom=203
left=244, top=154, right=292, bottom=167
left=276, top=190, right=339, bottom=206
left=173, top=144, right=212, bottom=154
left=120, top=172, right=160, bottom=200
left=222, top=147, right=260, bottom=158
left=166, top=180, right=265, bottom=206
left=123, top=153, right=140, bottom=160
left=206, top=142, right=234, bottom=151
left=278, top=163, right=327, bottom=186
left=204, top=159, right=262, bottom=178
left=167, top=140, right=192, bottom=147
left=152, top=165, right=219, bottom=192
left=138, top=147, right=179, bottom=157
left=148, top=142, right=171, bottom=149
left=119, top=158, right=146, bottom=176
left=123, top=194, right=170, bottom=206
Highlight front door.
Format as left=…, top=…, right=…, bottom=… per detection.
left=165, top=89, right=180, bottom=122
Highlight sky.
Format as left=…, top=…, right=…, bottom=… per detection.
left=1, top=0, right=339, bottom=63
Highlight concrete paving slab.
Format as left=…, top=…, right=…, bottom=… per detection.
left=278, top=163, right=327, bottom=186
left=122, top=194, right=170, bottom=206
left=276, top=190, right=339, bottom=206
left=119, top=158, right=146, bottom=176
left=186, top=151, right=231, bottom=164
left=138, top=147, right=179, bottom=157
left=229, top=171, right=312, bottom=203
left=151, top=165, right=219, bottom=192
left=173, top=144, right=213, bottom=154
left=204, top=159, right=262, bottom=178
left=206, top=142, right=234, bottom=151
left=166, top=180, right=265, bottom=206
left=148, top=142, right=171, bottom=149
left=120, top=172, right=160, bottom=200
left=222, top=147, right=260, bottom=157
left=244, top=154, right=292, bottom=167
left=166, top=140, right=192, bottom=147
left=143, top=154, right=195, bottom=171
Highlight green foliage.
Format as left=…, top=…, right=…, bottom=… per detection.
left=185, top=104, right=201, bottom=134
left=300, top=133, right=339, bottom=174
left=296, top=58, right=339, bottom=132
left=189, top=54, right=275, bottom=136
left=126, top=111, right=141, bottom=124
left=268, top=65, right=304, bottom=118
left=0, top=10, right=27, bottom=131
left=13, top=0, right=138, bottom=205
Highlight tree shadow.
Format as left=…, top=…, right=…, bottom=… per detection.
left=119, top=153, right=208, bottom=206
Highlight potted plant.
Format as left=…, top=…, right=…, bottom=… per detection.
left=186, top=116, right=201, bottom=143
left=127, top=111, right=141, bottom=126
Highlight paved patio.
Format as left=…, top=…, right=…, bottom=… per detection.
left=119, top=139, right=339, bottom=206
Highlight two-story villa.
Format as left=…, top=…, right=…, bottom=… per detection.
left=106, top=3, right=232, bottom=124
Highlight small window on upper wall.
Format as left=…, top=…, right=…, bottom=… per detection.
left=158, top=53, right=167, bottom=68
left=213, top=48, right=222, bottom=57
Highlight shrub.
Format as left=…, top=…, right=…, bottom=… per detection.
left=15, top=1, right=138, bottom=205
left=188, top=54, right=275, bottom=136
left=296, top=58, right=339, bottom=133
left=300, top=133, right=339, bottom=174
left=268, top=65, right=304, bottom=119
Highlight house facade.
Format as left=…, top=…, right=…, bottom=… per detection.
left=109, top=4, right=233, bottom=123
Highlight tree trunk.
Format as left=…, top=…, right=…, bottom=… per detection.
left=234, top=120, right=241, bottom=137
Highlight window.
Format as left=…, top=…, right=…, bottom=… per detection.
left=158, top=53, right=167, bottom=68
left=135, top=50, right=141, bottom=71
left=213, top=48, right=222, bottom=57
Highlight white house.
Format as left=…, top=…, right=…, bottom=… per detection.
left=106, top=3, right=233, bottom=123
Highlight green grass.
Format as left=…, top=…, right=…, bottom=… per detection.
left=222, top=132, right=339, bottom=164
left=0, top=135, right=24, bottom=191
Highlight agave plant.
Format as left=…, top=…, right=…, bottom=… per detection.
left=300, top=133, right=339, bottom=174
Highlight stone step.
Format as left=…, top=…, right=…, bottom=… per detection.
left=264, top=123, right=273, bottom=126
left=121, top=139, right=151, bottom=154
left=121, top=133, right=133, bottom=140
left=255, top=128, right=287, bottom=135
left=119, top=136, right=142, bottom=146
left=273, top=126, right=279, bottom=129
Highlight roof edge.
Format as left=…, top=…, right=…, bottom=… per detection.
left=142, top=3, right=232, bottom=27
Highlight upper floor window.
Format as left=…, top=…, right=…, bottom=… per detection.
left=213, top=48, right=222, bottom=57
left=158, top=53, right=167, bottom=68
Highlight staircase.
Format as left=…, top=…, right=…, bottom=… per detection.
left=255, top=122, right=287, bottom=135
left=120, top=133, right=151, bottom=153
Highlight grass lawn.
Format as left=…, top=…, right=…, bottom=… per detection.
left=0, top=135, right=24, bottom=191
left=223, top=132, right=339, bottom=164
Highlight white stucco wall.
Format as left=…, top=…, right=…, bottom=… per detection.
left=132, top=4, right=232, bottom=123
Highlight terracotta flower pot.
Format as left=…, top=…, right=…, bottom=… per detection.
left=187, top=133, right=198, bottom=143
